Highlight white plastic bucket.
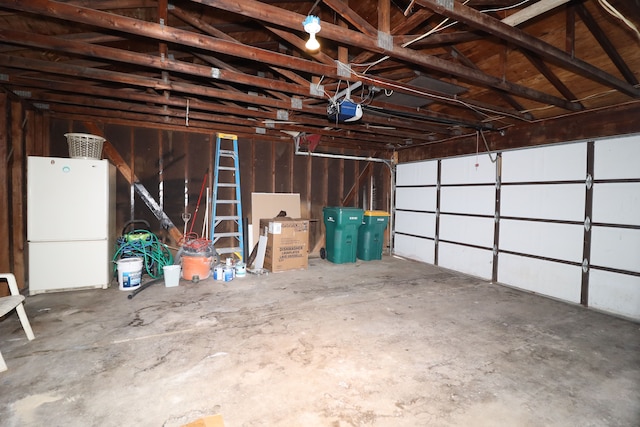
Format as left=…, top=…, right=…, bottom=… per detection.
left=117, top=257, right=143, bottom=291
left=163, top=265, right=181, bottom=288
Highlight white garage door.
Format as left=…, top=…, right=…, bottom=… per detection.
left=394, top=134, right=640, bottom=321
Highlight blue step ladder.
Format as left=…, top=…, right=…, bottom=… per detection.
left=210, top=133, right=244, bottom=261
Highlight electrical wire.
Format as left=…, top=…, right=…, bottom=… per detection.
left=357, top=0, right=528, bottom=74
left=520, top=83, right=640, bottom=114
left=480, top=0, right=532, bottom=14
left=344, top=0, right=538, bottom=123
left=350, top=67, right=523, bottom=123
left=597, top=0, right=640, bottom=41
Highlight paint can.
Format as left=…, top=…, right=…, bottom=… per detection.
left=235, top=262, right=246, bottom=278
left=223, top=266, right=234, bottom=282
left=213, top=264, right=224, bottom=281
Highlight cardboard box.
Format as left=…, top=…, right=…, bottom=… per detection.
left=260, top=218, right=309, bottom=272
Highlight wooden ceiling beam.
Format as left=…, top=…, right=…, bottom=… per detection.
left=0, top=0, right=581, bottom=112
left=415, top=0, right=640, bottom=98
left=378, top=0, right=391, bottom=34
left=17, top=73, right=299, bottom=118
left=170, top=5, right=317, bottom=89
left=189, top=0, right=582, bottom=111
left=50, top=104, right=390, bottom=149
left=0, top=57, right=461, bottom=138
left=6, top=74, right=292, bottom=122
left=521, top=51, right=582, bottom=106
left=0, top=54, right=318, bottom=112
left=449, top=47, right=531, bottom=119
left=0, top=28, right=321, bottom=100
left=322, top=0, right=379, bottom=37
left=574, top=3, right=639, bottom=86
left=0, top=0, right=340, bottom=78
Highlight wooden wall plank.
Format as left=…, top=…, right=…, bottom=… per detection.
left=0, top=93, right=10, bottom=294
left=10, top=100, right=25, bottom=290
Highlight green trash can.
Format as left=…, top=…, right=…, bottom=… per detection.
left=323, top=207, right=364, bottom=264
left=357, top=210, right=390, bottom=261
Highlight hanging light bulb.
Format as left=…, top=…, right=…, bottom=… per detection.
left=305, top=32, right=320, bottom=51
left=303, top=15, right=321, bottom=51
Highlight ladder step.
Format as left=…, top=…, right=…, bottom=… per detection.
left=219, top=150, right=236, bottom=156
left=216, top=247, right=243, bottom=255
left=218, top=166, right=235, bottom=171
left=215, top=200, right=239, bottom=204
left=214, top=232, right=241, bottom=238
left=216, top=183, right=237, bottom=187
left=217, top=133, right=237, bottom=140
left=215, top=215, right=240, bottom=220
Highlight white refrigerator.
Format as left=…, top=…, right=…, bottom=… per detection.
left=27, top=156, right=116, bottom=295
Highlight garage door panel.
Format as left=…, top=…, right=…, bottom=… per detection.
left=592, top=183, right=640, bottom=226
left=394, top=234, right=434, bottom=264
left=440, top=185, right=495, bottom=216
left=439, top=242, right=493, bottom=280
left=589, top=270, right=640, bottom=320
left=501, top=184, right=585, bottom=221
left=591, top=227, right=640, bottom=273
left=441, top=155, right=495, bottom=185
left=439, top=215, right=494, bottom=248
left=502, top=142, right=587, bottom=182
left=396, top=187, right=436, bottom=211
left=395, top=211, right=435, bottom=238
left=498, top=253, right=582, bottom=304
left=594, top=135, right=640, bottom=180
left=499, top=220, right=584, bottom=263
left=397, top=161, right=437, bottom=186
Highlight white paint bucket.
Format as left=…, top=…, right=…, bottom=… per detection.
left=162, top=265, right=181, bottom=288
left=235, top=262, right=246, bottom=278
left=117, top=257, right=143, bottom=291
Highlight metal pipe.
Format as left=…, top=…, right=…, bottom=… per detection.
left=295, top=146, right=391, bottom=164
left=294, top=139, right=396, bottom=255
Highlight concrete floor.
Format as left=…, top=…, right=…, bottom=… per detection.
left=0, top=256, right=639, bottom=427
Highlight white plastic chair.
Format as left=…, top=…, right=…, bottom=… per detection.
left=0, top=273, right=35, bottom=372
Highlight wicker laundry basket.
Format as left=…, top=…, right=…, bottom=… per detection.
left=64, top=133, right=105, bottom=159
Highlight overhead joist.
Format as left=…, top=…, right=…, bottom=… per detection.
left=0, top=28, right=320, bottom=100
left=521, top=51, right=582, bottom=107
left=169, top=5, right=317, bottom=90
left=5, top=73, right=296, bottom=123
left=0, top=56, right=455, bottom=138
left=0, top=54, right=321, bottom=113
left=49, top=103, right=389, bottom=148
left=414, top=0, right=640, bottom=98
left=322, top=0, right=379, bottom=37
left=187, top=0, right=582, bottom=111
left=574, top=3, right=638, bottom=86
left=0, top=0, right=582, bottom=112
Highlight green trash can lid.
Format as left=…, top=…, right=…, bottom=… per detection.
left=364, top=210, right=389, bottom=217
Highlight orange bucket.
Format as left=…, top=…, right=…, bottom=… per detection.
left=181, top=255, right=212, bottom=281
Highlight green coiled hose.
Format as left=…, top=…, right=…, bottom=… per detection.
left=113, top=229, right=173, bottom=279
